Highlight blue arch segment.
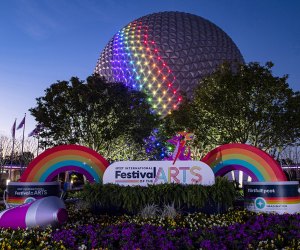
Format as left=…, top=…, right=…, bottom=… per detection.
left=39, top=160, right=100, bottom=182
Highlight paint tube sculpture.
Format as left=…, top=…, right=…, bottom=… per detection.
left=0, top=196, right=68, bottom=229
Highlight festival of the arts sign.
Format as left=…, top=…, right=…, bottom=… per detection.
left=103, top=161, right=215, bottom=186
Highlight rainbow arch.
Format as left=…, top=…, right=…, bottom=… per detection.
left=20, top=145, right=109, bottom=183
left=202, top=143, right=287, bottom=182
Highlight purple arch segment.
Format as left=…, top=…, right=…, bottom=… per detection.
left=215, top=165, right=259, bottom=182
left=45, top=166, right=95, bottom=182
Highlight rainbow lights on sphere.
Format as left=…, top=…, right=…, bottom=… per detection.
left=95, top=12, right=244, bottom=116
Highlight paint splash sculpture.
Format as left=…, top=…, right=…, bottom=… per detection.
left=164, top=132, right=194, bottom=164
left=202, top=143, right=287, bottom=182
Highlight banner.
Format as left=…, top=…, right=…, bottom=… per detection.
left=103, top=161, right=215, bottom=186
left=4, top=182, right=61, bottom=208
left=244, top=181, right=300, bottom=214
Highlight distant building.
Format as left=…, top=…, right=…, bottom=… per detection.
left=0, top=165, right=22, bottom=183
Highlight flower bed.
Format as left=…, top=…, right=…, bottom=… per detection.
left=0, top=203, right=299, bottom=249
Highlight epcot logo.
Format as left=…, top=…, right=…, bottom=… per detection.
left=255, top=197, right=266, bottom=209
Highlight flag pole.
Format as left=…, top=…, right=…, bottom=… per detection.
left=9, top=139, right=15, bottom=180
left=37, top=135, right=39, bottom=157
left=9, top=119, right=17, bottom=181
left=21, top=113, right=26, bottom=173
left=28, top=124, right=42, bottom=157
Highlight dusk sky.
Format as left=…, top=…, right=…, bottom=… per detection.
left=1, top=0, right=299, bottom=137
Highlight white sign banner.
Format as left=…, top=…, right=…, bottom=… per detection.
left=103, top=161, right=215, bottom=186
left=244, top=181, right=300, bottom=214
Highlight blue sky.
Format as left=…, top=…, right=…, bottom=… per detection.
left=0, top=0, right=299, bottom=136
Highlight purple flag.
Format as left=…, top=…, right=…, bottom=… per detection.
left=17, top=116, right=26, bottom=130
left=28, top=124, right=43, bottom=137
left=11, top=119, right=16, bottom=139
left=28, top=128, right=38, bottom=137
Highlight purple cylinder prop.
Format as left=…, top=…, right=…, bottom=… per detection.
left=0, top=196, right=68, bottom=229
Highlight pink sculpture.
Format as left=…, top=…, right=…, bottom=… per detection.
left=164, top=132, right=194, bottom=163
left=0, top=196, right=68, bottom=229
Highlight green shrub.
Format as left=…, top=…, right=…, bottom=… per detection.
left=161, top=203, right=178, bottom=219
left=139, top=204, right=161, bottom=218
left=81, top=177, right=237, bottom=215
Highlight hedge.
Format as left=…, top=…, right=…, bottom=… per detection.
left=81, top=177, right=237, bottom=215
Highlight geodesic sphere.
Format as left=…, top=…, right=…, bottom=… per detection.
left=95, top=11, right=244, bottom=116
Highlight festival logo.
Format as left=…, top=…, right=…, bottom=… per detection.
left=103, top=161, right=215, bottom=186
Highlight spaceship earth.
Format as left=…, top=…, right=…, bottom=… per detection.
left=95, top=11, right=244, bottom=116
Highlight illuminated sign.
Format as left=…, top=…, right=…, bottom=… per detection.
left=103, top=161, right=215, bottom=186
left=244, top=181, right=300, bottom=214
